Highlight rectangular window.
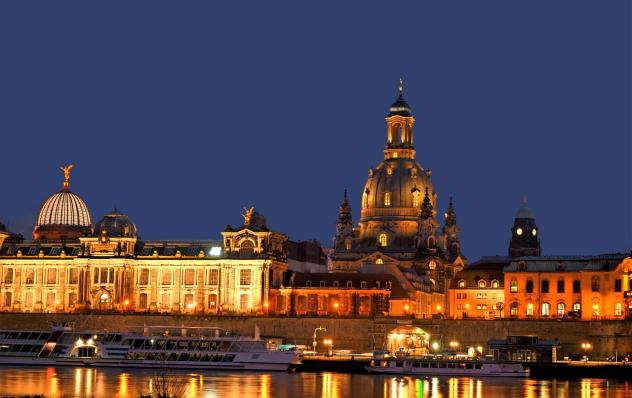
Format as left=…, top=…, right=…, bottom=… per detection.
left=591, top=277, right=600, bottom=292
left=208, top=269, right=219, bottom=285
left=68, top=269, right=78, bottom=285
left=510, top=280, right=518, bottom=293
left=208, top=293, right=218, bottom=310
left=573, top=302, right=581, bottom=314
left=160, top=293, right=170, bottom=309
left=25, top=292, right=33, bottom=307
left=100, top=268, right=108, bottom=284
left=161, top=270, right=172, bottom=286
left=615, top=302, right=622, bottom=316
left=318, top=295, right=328, bottom=311
left=139, top=269, right=149, bottom=285
left=3, top=268, right=13, bottom=284
left=526, top=280, right=534, bottom=293
left=46, top=269, right=57, bottom=285
left=3, top=292, right=12, bottom=307
left=239, top=269, right=252, bottom=286
left=109, top=268, right=115, bottom=284
left=184, top=269, right=195, bottom=285
left=25, top=269, right=35, bottom=285
left=46, top=292, right=55, bottom=307
left=139, top=293, right=148, bottom=309
left=614, top=279, right=622, bottom=292
left=541, top=280, right=549, bottom=294
left=573, top=280, right=580, bottom=293
left=239, top=294, right=249, bottom=310
left=557, top=280, right=564, bottom=293
left=297, top=295, right=307, bottom=311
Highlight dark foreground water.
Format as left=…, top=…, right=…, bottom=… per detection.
left=0, top=367, right=629, bottom=398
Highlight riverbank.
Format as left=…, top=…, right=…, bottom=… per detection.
left=0, top=313, right=631, bottom=358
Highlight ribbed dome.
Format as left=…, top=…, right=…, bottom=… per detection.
left=360, top=158, right=434, bottom=222
left=515, top=201, right=535, bottom=219
left=37, top=190, right=92, bottom=227
left=95, top=209, right=137, bottom=237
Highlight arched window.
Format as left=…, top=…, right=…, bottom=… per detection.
left=375, top=258, right=384, bottom=265
left=573, top=302, right=581, bottom=314
left=344, top=237, right=352, bottom=251
left=384, top=192, right=391, bottom=207
left=592, top=301, right=600, bottom=317
left=510, top=280, right=518, bottom=293
left=428, top=236, right=435, bottom=247
left=557, top=302, right=565, bottom=316
left=491, top=280, right=499, bottom=289
left=412, top=190, right=420, bottom=207
left=347, top=281, right=353, bottom=288
left=362, top=190, right=369, bottom=209
left=458, top=280, right=466, bottom=288
left=306, top=280, right=312, bottom=287
left=526, top=303, right=534, bottom=316
left=239, top=240, right=256, bottom=258
left=378, top=233, right=388, bottom=247
left=510, top=302, right=518, bottom=316
left=478, top=280, right=486, bottom=288
left=542, top=302, right=550, bottom=317
left=541, top=279, right=549, bottom=293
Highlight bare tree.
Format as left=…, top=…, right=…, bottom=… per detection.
left=142, top=370, right=187, bottom=398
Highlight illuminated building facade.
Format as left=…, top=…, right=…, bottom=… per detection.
left=0, top=168, right=287, bottom=314
left=330, top=81, right=463, bottom=315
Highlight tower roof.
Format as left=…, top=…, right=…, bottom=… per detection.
left=387, top=78, right=412, bottom=117
left=515, top=200, right=535, bottom=219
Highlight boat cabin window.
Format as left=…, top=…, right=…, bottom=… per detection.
left=77, top=346, right=97, bottom=358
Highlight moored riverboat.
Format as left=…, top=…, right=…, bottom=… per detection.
left=366, top=352, right=529, bottom=377
left=0, top=325, right=300, bottom=372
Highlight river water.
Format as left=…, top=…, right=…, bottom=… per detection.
left=0, top=367, right=629, bottom=397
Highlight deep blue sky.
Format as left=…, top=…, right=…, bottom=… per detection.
left=0, top=1, right=630, bottom=260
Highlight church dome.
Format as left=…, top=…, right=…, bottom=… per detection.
left=515, top=201, right=535, bottom=219
left=33, top=165, right=92, bottom=241
left=360, top=158, right=434, bottom=222
left=95, top=209, right=137, bottom=238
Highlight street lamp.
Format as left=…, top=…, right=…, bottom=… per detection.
left=323, top=338, right=334, bottom=357
left=581, top=342, right=592, bottom=362
left=333, top=301, right=340, bottom=317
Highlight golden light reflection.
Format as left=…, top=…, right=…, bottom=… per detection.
left=45, top=367, right=59, bottom=397
left=119, top=372, right=129, bottom=398
left=322, top=371, right=339, bottom=398
left=260, top=374, right=271, bottom=398
left=448, top=377, right=458, bottom=398
left=74, top=368, right=82, bottom=396
left=524, top=379, right=538, bottom=398
left=188, top=374, right=198, bottom=397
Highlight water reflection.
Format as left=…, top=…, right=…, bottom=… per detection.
left=0, top=367, right=628, bottom=397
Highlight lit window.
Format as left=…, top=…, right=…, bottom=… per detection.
left=458, top=280, right=465, bottom=288
left=412, top=190, right=420, bottom=207
left=428, top=260, right=437, bottom=270
left=542, top=302, right=550, bottom=317
left=510, top=302, right=518, bottom=316
left=526, top=303, right=534, bottom=316
left=184, top=269, right=196, bottom=285
left=207, top=269, right=219, bottom=285
left=491, top=280, right=499, bottom=289
left=615, top=302, right=623, bottom=316
left=510, top=280, right=518, bottom=293
left=362, top=190, right=369, bottom=209
left=3, top=268, right=13, bottom=284
left=532, top=228, right=537, bottom=236
left=557, top=302, right=565, bottom=316
left=139, top=269, right=149, bottom=285
left=478, top=280, right=486, bottom=288
left=573, top=302, right=581, bottom=314
left=239, top=294, right=249, bottom=311
left=384, top=192, right=391, bottom=207
left=592, top=302, right=600, bottom=317
left=375, top=258, right=384, bottom=265
left=344, top=238, right=352, bottom=251
left=516, top=228, right=523, bottom=236
left=378, top=233, right=388, bottom=247
left=387, top=167, right=393, bottom=175
left=239, top=269, right=251, bottom=286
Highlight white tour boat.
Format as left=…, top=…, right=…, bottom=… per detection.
left=0, top=324, right=301, bottom=372
left=366, top=352, right=529, bottom=377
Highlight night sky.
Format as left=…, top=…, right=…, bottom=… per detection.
left=0, top=2, right=630, bottom=260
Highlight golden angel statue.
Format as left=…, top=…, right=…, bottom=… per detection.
left=60, top=164, right=73, bottom=190
left=242, top=206, right=254, bottom=226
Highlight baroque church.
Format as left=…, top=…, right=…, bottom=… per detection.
left=330, top=80, right=466, bottom=303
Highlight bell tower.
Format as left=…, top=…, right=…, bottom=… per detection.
left=508, top=199, right=541, bottom=257
left=384, top=78, right=416, bottom=161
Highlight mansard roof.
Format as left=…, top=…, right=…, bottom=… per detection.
left=504, top=253, right=629, bottom=272
left=287, top=272, right=409, bottom=299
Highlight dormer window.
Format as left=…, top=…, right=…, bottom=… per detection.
left=478, top=280, right=486, bottom=288
left=347, top=281, right=353, bottom=288
left=386, top=281, right=392, bottom=289
left=333, top=281, right=339, bottom=288
left=306, top=280, right=312, bottom=287
left=375, top=258, right=384, bottom=265
left=376, top=281, right=381, bottom=288
left=491, top=280, right=499, bottom=289
left=458, top=280, right=466, bottom=288
left=361, top=281, right=367, bottom=288
left=384, top=192, right=391, bottom=207
left=319, top=281, right=325, bottom=287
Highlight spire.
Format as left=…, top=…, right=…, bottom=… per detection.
left=399, top=77, right=404, bottom=96
left=337, top=189, right=352, bottom=226
left=420, top=187, right=434, bottom=218
left=60, top=164, right=73, bottom=191
left=444, top=196, right=457, bottom=226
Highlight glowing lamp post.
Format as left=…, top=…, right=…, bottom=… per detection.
left=323, top=339, right=334, bottom=357
left=333, top=301, right=340, bottom=317
left=263, top=301, right=269, bottom=315
left=403, top=303, right=410, bottom=316
left=581, top=342, right=592, bottom=362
